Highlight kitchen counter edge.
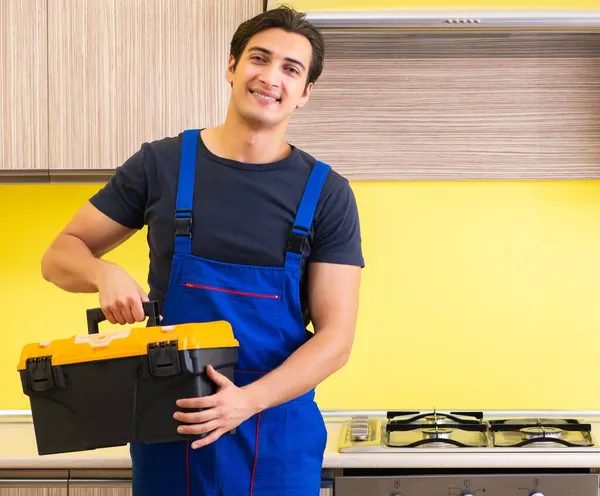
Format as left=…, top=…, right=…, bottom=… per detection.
left=4, top=414, right=600, bottom=470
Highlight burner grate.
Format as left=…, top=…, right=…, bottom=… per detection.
left=387, top=410, right=484, bottom=425
left=489, top=418, right=594, bottom=448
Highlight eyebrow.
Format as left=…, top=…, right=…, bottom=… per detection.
left=247, top=46, right=306, bottom=71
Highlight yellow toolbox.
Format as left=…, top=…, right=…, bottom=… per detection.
left=17, top=301, right=238, bottom=455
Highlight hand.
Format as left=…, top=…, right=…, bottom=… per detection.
left=95, top=262, right=149, bottom=325
left=174, top=365, right=260, bottom=449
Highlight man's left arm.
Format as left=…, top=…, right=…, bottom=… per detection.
left=175, top=261, right=361, bottom=448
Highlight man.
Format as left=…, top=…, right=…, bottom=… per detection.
left=41, top=5, right=363, bottom=496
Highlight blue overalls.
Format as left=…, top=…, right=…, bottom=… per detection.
left=130, top=129, right=330, bottom=495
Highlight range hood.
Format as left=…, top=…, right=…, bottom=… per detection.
left=302, top=9, right=600, bottom=31
left=306, top=9, right=600, bottom=31
left=266, top=2, right=600, bottom=32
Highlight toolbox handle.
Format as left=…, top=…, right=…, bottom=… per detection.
left=86, top=301, right=161, bottom=334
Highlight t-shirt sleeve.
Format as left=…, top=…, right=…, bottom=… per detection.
left=310, top=174, right=365, bottom=268
left=88, top=144, right=149, bottom=230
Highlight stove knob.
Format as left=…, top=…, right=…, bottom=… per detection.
left=462, top=493, right=474, bottom=496
left=530, top=493, right=544, bottom=496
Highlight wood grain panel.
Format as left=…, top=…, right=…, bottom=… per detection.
left=0, top=0, right=48, bottom=171
left=69, top=488, right=130, bottom=496
left=48, top=0, right=263, bottom=170
left=0, top=488, right=65, bottom=496
left=286, top=32, right=600, bottom=180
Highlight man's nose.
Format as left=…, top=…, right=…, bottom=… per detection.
left=258, top=65, right=281, bottom=88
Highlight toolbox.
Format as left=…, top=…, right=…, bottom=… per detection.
left=17, top=301, right=239, bottom=455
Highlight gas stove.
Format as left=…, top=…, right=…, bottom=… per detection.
left=339, top=410, right=600, bottom=453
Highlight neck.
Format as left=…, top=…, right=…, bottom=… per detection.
left=205, top=108, right=291, bottom=164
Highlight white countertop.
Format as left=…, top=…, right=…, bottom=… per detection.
left=3, top=415, right=600, bottom=470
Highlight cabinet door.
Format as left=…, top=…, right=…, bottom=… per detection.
left=48, top=0, right=262, bottom=174
left=68, top=480, right=131, bottom=496
left=69, top=489, right=131, bottom=496
left=0, top=480, right=66, bottom=496
left=0, top=0, right=48, bottom=171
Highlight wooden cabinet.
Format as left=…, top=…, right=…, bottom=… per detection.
left=0, top=0, right=48, bottom=172
left=0, top=488, right=66, bottom=496
left=68, top=483, right=131, bottom=496
left=0, top=470, right=67, bottom=496
left=286, top=30, right=600, bottom=180
left=47, top=0, right=263, bottom=174
left=69, top=490, right=130, bottom=496
left=68, top=470, right=131, bottom=496
left=0, top=480, right=129, bottom=496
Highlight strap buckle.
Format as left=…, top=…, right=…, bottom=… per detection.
left=174, top=209, right=192, bottom=238
left=287, top=226, right=308, bottom=254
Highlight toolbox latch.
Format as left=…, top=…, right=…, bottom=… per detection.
left=25, top=356, right=62, bottom=392
left=148, top=340, right=181, bottom=377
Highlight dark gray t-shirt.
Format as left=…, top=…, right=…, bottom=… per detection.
left=89, top=131, right=364, bottom=325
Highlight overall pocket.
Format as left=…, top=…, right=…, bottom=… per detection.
left=181, top=278, right=285, bottom=370
left=182, top=282, right=280, bottom=300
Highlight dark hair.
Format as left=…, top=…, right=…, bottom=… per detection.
left=230, top=5, right=325, bottom=88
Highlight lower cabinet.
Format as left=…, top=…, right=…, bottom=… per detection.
left=69, top=491, right=129, bottom=496
left=0, top=468, right=335, bottom=495
left=68, top=483, right=131, bottom=496
left=0, top=488, right=66, bottom=496
left=0, top=486, right=66, bottom=496
left=0, top=470, right=68, bottom=496
left=68, top=472, right=131, bottom=496
left=0, top=471, right=131, bottom=496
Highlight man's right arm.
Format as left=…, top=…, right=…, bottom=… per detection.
left=41, top=201, right=149, bottom=324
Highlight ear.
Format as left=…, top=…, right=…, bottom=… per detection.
left=296, top=81, right=314, bottom=110
left=226, top=55, right=236, bottom=85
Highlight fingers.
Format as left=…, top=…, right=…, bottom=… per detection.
left=130, top=295, right=145, bottom=322
left=177, top=419, right=221, bottom=436
left=174, top=408, right=217, bottom=425
left=132, top=289, right=150, bottom=322
left=191, top=428, right=227, bottom=449
left=97, top=264, right=149, bottom=326
left=206, top=365, right=232, bottom=387
left=101, top=306, right=118, bottom=325
left=119, top=297, right=136, bottom=324
left=177, top=396, right=218, bottom=409
left=102, top=296, right=145, bottom=325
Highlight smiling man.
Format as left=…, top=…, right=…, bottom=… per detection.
left=41, top=5, right=364, bottom=496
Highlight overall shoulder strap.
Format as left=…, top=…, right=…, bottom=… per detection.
left=174, top=129, right=200, bottom=255
left=285, top=160, right=331, bottom=266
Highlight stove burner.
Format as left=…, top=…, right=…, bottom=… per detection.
left=422, top=427, right=452, bottom=439
left=424, top=415, right=448, bottom=424
left=520, top=426, right=562, bottom=440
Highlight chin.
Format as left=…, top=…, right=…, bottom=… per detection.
left=243, top=111, right=285, bottom=128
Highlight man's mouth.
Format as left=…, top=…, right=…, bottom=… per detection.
left=250, top=90, right=280, bottom=103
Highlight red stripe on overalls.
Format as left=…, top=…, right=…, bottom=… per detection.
left=249, top=412, right=261, bottom=496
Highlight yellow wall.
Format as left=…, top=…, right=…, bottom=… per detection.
left=3, top=180, right=600, bottom=411
left=271, top=1, right=600, bottom=10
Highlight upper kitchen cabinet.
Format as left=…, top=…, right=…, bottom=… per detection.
left=267, top=1, right=600, bottom=180
left=47, top=0, right=262, bottom=176
left=0, top=0, right=48, bottom=174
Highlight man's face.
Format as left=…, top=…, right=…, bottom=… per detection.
left=227, top=28, right=313, bottom=128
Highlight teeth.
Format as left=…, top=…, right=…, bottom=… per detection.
left=252, top=91, right=277, bottom=102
